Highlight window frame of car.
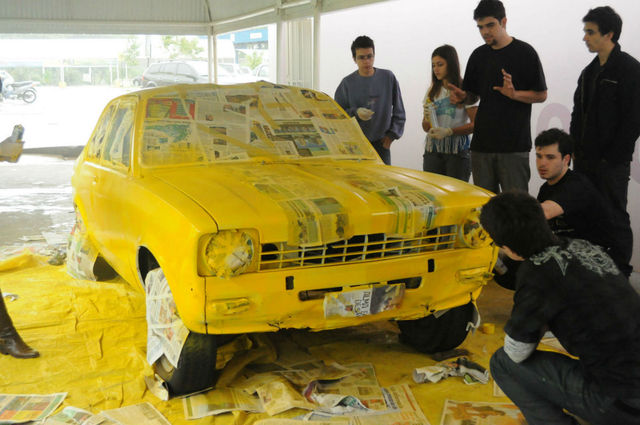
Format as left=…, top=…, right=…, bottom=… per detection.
left=86, top=97, right=137, bottom=172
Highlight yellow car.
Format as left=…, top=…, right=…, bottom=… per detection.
left=71, top=82, right=496, bottom=395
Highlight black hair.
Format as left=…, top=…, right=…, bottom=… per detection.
left=473, top=0, right=506, bottom=21
left=428, top=45, right=463, bottom=101
left=583, top=6, right=622, bottom=43
left=479, top=191, right=557, bottom=258
left=534, top=128, right=574, bottom=158
left=351, top=35, right=375, bottom=58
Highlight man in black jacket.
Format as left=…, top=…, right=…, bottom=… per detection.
left=570, top=6, right=640, bottom=274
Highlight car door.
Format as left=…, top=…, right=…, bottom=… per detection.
left=88, top=97, right=138, bottom=274
left=159, top=63, right=177, bottom=86
left=175, top=63, right=196, bottom=84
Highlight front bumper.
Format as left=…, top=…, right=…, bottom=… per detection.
left=193, top=246, right=497, bottom=334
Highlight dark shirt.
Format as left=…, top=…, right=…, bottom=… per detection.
left=462, top=38, right=547, bottom=153
left=570, top=44, right=640, bottom=163
left=505, top=238, right=640, bottom=399
left=537, top=169, right=615, bottom=250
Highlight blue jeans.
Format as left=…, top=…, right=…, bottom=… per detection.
left=423, top=150, right=471, bottom=182
left=491, top=348, right=640, bottom=425
left=471, top=151, right=530, bottom=193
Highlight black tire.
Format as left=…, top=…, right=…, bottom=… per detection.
left=21, top=89, right=36, bottom=103
left=397, top=302, right=474, bottom=354
left=145, top=82, right=157, bottom=88
left=154, top=332, right=220, bottom=396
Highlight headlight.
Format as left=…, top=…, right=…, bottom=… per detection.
left=199, top=229, right=258, bottom=278
left=459, top=208, right=491, bottom=249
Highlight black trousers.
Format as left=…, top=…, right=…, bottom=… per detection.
left=574, top=158, right=633, bottom=276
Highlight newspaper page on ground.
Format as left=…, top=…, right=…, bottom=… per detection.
left=183, top=388, right=264, bottom=419
left=0, top=393, right=66, bottom=424
left=312, top=363, right=386, bottom=411
left=41, top=406, right=93, bottom=425
left=101, top=403, right=171, bottom=425
left=350, top=384, right=431, bottom=425
left=439, top=400, right=525, bottom=425
left=145, top=268, right=189, bottom=369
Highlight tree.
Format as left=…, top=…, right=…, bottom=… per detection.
left=241, top=51, right=263, bottom=70
left=120, top=36, right=140, bottom=66
left=161, top=36, right=204, bottom=59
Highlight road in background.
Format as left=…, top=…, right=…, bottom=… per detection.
left=0, top=86, right=129, bottom=148
left=0, top=155, right=75, bottom=247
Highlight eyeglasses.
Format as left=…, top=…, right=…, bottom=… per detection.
left=356, top=54, right=374, bottom=61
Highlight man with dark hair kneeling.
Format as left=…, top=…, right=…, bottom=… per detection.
left=480, top=191, right=640, bottom=425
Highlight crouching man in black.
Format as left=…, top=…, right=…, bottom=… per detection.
left=480, top=191, right=640, bottom=425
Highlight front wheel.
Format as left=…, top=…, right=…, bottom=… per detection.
left=145, top=268, right=219, bottom=396
left=21, top=89, right=36, bottom=103
left=397, top=302, right=475, bottom=353
left=154, top=332, right=220, bottom=396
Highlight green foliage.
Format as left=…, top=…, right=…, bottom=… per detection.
left=120, top=36, right=141, bottom=66
left=161, top=36, right=204, bottom=59
left=241, top=51, right=263, bottom=70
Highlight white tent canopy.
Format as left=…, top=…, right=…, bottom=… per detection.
left=0, top=0, right=387, bottom=35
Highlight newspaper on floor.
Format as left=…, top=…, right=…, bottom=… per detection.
left=439, top=400, right=524, bottom=425
left=413, top=357, right=489, bottom=385
left=351, top=384, right=431, bottom=425
left=0, top=393, right=66, bottom=424
left=255, top=377, right=315, bottom=416
left=278, top=361, right=356, bottom=387
left=183, top=388, right=264, bottom=419
left=41, top=406, right=93, bottom=425
left=101, top=403, right=171, bottom=425
left=77, top=413, right=118, bottom=425
left=313, top=363, right=386, bottom=411
left=145, top=268, right=189, bottom=368
left=255, top=420, right=349, bottom=425
left=303, top=384, right=369, bottom=415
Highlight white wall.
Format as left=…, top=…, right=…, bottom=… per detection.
left=318, top=0, right=640, bottom=270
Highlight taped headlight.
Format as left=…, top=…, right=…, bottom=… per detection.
left=200, top=230, right=257, bottom=278
left=459, top=208, right=491, bottom=249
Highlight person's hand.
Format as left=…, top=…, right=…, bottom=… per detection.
left=423, top=103, right=435, bottom=121
left=382, top=135, right=393, bottom=149
left=428, top=127, right=453, bottom=140
left=356, top=107, right=375, bottom=121
left=447, top=83, right=466, bottom=104
left=493, top=69, right=515, bottom=99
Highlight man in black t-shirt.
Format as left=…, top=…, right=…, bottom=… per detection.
left=535, top=128, right=630, bottom=276
left=480, top=191, right=640, bottom=425
left=449, top=0, right=547, bottom=193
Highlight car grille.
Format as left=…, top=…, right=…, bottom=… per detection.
left=259, top=225, right=457, bottom=271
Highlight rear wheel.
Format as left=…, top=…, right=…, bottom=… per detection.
left=145, top=268, right=219, bottom=396
left=397, top=302, right=474, bottom=353
left=21, top=89, right=36, bottom=103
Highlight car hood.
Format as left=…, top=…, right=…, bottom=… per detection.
left=151, top=161, right=491, bottom=245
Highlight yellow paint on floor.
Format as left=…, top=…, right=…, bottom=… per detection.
left=0, top=250, right=515, bottom=424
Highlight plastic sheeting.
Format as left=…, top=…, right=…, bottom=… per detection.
left=0, top=249, right=515, bottom=425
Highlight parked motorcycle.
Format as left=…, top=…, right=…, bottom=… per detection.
left=0, top=71, right=38, bottom=104
left=2, top=82, right=38, bottom=104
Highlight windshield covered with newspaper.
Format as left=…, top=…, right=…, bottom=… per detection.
left=140, top=82, right=378, bottom=167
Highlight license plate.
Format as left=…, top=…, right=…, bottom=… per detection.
left=323, top=284, right=405, bottom=318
